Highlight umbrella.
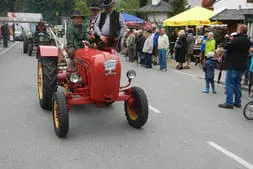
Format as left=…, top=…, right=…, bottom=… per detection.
left=122, top=12, right=145, bottom=24
left=163, top=6, right=219, bottom=27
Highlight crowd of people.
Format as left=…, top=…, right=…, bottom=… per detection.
left=123, top=26, right=169, bottom=71
left=121, top=23, right=253, bottom=110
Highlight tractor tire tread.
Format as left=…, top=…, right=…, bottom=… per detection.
left=125, top=86, right=149, bottom=128
left=53, top=91, right=69, bottom=138
left=38, top=58, right=57, bottom=110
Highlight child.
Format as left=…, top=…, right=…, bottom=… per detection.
left=202, top=52, right=217, bottom=94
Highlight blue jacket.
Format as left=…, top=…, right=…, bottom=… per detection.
left=153, top=32, right=160, bottom=48
left=201, top=36, right=208, bottom=52
left=203, top=57, right=217, bottom=80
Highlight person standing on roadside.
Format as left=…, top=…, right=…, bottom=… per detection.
left=136, top=30, right=145, bottom=65
left=205, top=32, right=216, bottom=59
left=1, top=23, right=9, bottom=48
left=143, top=29, right=154, bottom=69
left=218, top=25, right=251, bottom=109
left=185, top=29, right=194, bottom=69
left=126, top=29, right=136, bottom=62
left=158, top=28, right=169, bottom=72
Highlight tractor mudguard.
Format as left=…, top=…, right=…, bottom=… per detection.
left=39, top=45, right=58, bottom=57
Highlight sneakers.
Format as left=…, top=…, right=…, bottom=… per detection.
left=218, top=103, right=234, bottom=109
left=212, top=91, right=217, bottom=94
left=202, top=89, right=209, bottom=93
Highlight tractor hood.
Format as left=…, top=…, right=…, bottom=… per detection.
left=75, top=48, right=119, bottom=63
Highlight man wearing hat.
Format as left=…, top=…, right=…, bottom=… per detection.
left=88, top=3, right=100, bottom=40
left=66, top=10, right=88, bottom=59
left=94, top=0, right=126, bottom=47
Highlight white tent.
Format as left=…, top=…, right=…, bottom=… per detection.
left=7, top=12, right=43, bottom=23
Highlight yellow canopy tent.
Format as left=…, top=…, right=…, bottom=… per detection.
left=163, top=6, right=218, bottom=27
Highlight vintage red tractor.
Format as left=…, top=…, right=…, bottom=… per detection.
left=37, top=40, right=149, bottom=138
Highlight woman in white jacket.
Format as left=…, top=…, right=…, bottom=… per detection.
left=142, top=30, right=154, bottom=69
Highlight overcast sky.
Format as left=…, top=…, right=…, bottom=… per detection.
left=188, top=0, right=201, bottom=6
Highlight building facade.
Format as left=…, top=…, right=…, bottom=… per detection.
left=213, top=0, right=253, bottom=13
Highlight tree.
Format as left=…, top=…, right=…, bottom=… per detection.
left=139, top=0, right=148, bottom=7
left=0, top=0, right=16, bottom=16
left=15, top=0, right=25, bottom=12
left=74, top=0, right=89, bottom=17
left=170, top=0, right=190, bottom=16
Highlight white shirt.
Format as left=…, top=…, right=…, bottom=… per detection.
left=142, top=34, right=154, bottom=54
left=158, top=34, right=169, bottom=49
left=94, top=12, right=126, bottom=37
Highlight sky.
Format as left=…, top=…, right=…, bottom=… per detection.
left=187, top=0, right=201, bottom=6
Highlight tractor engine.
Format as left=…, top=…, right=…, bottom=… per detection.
left=74, top=48, right=121, bottom=103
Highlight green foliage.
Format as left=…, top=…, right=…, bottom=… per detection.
left=170, top=0, right=191, bottom=16
left=115, top=0, right=140, bottom=12
left=74, top=0, right=89, bottom=17
left=0, top=0, right=15, bottom=16
left=15, top=0, right=25, bottom=12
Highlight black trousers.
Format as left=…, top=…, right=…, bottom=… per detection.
left=3, top=36, right=8, bottom=47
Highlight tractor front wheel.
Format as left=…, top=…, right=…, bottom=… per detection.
left=37, top=58, right=57, bottom=110
left=28, top=43, right=33, bottom=56
left=52, top=90, right=69, bottom=138
left=124, top=87, right=149, bottom=128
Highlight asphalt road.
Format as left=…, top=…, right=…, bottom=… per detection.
left=1, top=42, right=253, bottom=169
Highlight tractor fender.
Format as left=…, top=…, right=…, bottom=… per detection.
left=39, top=45, right=58, bottom=57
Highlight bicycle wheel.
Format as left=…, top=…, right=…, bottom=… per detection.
left=243, top=101, right=253, bottom=120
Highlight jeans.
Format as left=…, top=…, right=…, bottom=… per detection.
left=205, top=78, right=215, bottom=92
left=137, top=51, right=144, bottom=65
left=144, top=53, right=152, bottom=68
left=158, top=49, right=167, bottom=70
left=225, top=69, right=243, bottom=106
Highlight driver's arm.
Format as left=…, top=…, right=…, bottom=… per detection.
left=66, top=26, right=74, bottom=49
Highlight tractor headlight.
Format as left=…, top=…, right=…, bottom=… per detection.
left=127, top=70, right=136, bottom=80
left=104, top=59, right=116, bottom=72
left=69, top=73, right=82, bottom=83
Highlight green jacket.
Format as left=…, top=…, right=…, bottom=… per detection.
left=205, top=38, right=216, bottom=56
left=66, top=23, right=88, bottom=50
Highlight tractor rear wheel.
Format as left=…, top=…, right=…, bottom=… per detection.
left=124, top=87, right=149, bottom=128
left=37, top=57, right=57, bottom=110
left=23, top=39, right=28, bottom=53
left=52, top=90, right=69, bottom=138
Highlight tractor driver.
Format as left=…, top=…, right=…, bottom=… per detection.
left=66, top=10, right=88, bottom=60
left=94, top=0, right=126, bottom=47
left=35, top=20, right=47, bottom=38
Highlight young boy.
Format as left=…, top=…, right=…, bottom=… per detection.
left=202, top=52, right=217, bottom=94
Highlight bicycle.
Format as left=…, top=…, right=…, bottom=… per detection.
left=243, top=100, right=253, bottom=120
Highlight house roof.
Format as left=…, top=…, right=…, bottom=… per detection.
left=210, top=8, right=253, bottom=21
left=139, top=1, right=172, bottom=12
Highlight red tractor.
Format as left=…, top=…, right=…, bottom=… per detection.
left=37, top=39, right=149, bottom=138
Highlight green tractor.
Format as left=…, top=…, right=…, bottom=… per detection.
left=27, top=32, right=54, bottom=56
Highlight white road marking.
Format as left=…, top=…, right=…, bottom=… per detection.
left=207, top=141, right=253, bottom=169
left=0, top=42, right=18, bottom=55
left=149, top=105, right=161, bottom=114
left=168, top=68, right=198, bottom=78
